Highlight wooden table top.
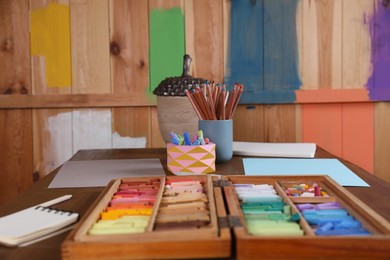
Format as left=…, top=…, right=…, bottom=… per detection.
left=1, top=147, right=390, bottom=260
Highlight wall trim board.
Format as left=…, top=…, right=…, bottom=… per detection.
left=0, top=93, right=157, bottom=109
left=295, top=89, right=370, bottom=103
left=1, top=88, right=377, bottom=109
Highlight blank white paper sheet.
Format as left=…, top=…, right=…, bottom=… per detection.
left=233, top=142, right=316, bottom=158
left=48, top=159, right=165, bottom=188
left=243, top=158, right=369, bottom=187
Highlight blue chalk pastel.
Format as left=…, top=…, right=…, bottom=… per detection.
left=334, top=220, right=362, bottom=229
left=305, top=215, right=354, bottom=225
left=302, top=209, right=349, bottom=216
left=317, top=222, right=334, bottom=232
left=169, top=132, right=180, bottom=145
left=191, top=139, right=201, bottom=146
left=315, top=227, right=370, bottom=236
left=183, top=132, right=191, bottom=145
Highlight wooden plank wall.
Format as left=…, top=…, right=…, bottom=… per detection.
left=0, top=1, right=33, bottom=204
left=1, top=0, right=389, bottom=206
left=298, top=0, right=375, bottom=173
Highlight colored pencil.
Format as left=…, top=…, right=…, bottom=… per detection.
left=186, top=82, right=244, bottom=120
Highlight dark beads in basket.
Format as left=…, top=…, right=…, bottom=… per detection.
left=153, top=54, right=207, bottom=96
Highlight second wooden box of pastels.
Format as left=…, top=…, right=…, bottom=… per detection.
left=62, top=175, right=390, bottom=259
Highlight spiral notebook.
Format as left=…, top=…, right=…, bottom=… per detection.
left=0, top=197, right=78, bottom=247
left=233, top=142, right=316, bottom=158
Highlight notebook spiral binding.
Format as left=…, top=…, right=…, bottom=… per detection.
left=35, top=205, right=75, bottom=216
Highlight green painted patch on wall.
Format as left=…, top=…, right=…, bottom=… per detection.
left=149, top=7, right=185, bottom=93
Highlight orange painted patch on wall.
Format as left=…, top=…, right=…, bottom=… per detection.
left=30, top=2, right=71, bottom=87
left=341, top=103, right=374, bottom=174
left=301, top=103, right=343, bottom=159
left=301, top=103, right=374, bottom=174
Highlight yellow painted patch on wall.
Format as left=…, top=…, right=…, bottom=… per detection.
left=30, top=2, right=71, bottom=87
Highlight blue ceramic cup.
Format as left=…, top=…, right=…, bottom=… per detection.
left=199, top=119, right=233, bottom=163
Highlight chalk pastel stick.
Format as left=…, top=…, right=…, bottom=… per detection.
left=158, top=207, right=209, bottom=215
left=154, top=220, right=209, bottom=231
left=315, top=227, right=370, bottom=236
left=106, top=203, right=153, bottom=210
left=304, top=215, right=355, bottom=225
left=241, top=201, right=285, bottom=207
left=100, top=209, right=153, bottom=220
left=160, top=193, right=208, bottom=204
left=88, top=216, right=149, bottom=235
left=110, top=197, right=156, bottom=205
left=244, top=213, right=289, bottom=221
left=168, top=180, right=201, bottom=186
left=156, top=212, right=210, bottom=223
left=89, top=226, right=146, bottom=235
left=302, top=209, right=349, bottom=216
left=246, top=221, right=304, bottom=236
left=93, top=216, right=150, bottom=227
left=242, top=196, right=282, bottom=203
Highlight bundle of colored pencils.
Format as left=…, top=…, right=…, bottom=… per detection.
left=185, top=82, right=244, bottom=120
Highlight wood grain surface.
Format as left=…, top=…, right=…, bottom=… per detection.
left=0, top=0, right=389, bottom=208
left=0, top=0, right=33, bottom=204
left=0, top=148, right=389, bottom=260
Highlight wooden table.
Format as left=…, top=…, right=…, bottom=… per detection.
left=1, top=147, right=390, bottom=260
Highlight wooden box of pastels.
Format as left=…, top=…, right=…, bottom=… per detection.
left=62, top=175, right=390, bottom=259
left=61, top=175, right=231, bottom=259
left=221, top=175, right=390, bottom=260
